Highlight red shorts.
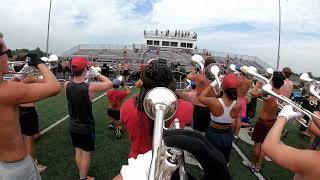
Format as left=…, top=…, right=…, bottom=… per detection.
left=238, top=97, right=246, bottom=118
left=251, top=118, right=275, bottom=143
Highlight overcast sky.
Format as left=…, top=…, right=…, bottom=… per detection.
left=1, top=0, right=319, bottom=75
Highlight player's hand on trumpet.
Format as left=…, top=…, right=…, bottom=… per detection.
left=26, top=53, right=45, bottom=68
left=278, top=105, right=303, bottom=122
left=88, top=66, right=100, bottom=77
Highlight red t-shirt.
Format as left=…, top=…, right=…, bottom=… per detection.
left=120, top=98, right=193, bottom=158
left=107, top=90, right=129, bottom=109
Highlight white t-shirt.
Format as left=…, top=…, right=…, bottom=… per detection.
left=120, top=151, right=152, bottom=180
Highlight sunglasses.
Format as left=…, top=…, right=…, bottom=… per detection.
left=0, top=49, right=13, bottom=58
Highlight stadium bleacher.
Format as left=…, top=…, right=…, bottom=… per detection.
left=61, top=44, right=270, bottom=73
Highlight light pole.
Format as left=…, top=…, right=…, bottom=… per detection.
left=46, top=0, right=53, bottom=57
left=276, top=0, right=282, bottom=70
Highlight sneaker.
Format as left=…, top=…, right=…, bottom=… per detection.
left=108, top=122, right=115, bottom=129
left=115, top=127, right=121, bottom=139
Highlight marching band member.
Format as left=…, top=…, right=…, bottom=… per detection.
left=199, top=73, right=241, bottom=162
left=65, top=57, right=112, bottom=180
left=187, top=56, right=215, bottom=134
left=0, top=38, right=60, bottom=179
left=246, top=71, right=285, bottom=172
left=281, top=67, right=294, bottom=98
left=10, top=57, right=47, bottom=172
left=120, top=58, right=193, bottom=159
left=236, top=65, right=252, bottom=132
left=106, top=78, right=131, bottom=139
left=262, top=105, right=320, bottom=180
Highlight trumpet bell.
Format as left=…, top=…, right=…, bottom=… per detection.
left=191, top=54, right=204, bottom=72
left=117, top=75, right=123, bottom=82
left=49, top=54, right=59, bottom=62
left=41, top=57, right=50, bottom=62
left=143, top=87, right=178, bottom=121
left=266, top=68, right=274, bottom=75
left=205, top=63, right=220, bottom=81
left=300, top=73, right=312, bottom=82
left=229, top=64, right=236, bottom=71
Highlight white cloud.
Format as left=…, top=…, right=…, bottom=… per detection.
left=0, top=0, right=319, bottom=75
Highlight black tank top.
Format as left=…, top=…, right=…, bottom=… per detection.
left=66, top=81, right=94, bottom=134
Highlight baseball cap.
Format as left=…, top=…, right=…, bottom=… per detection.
left=113, top=79, right=121, bottom=86
left=71, top=57, right=88, bottom=70
left=222, top=74, right=240, bottom=90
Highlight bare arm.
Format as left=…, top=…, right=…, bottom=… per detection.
left=123, top=84, right=131, bottom=94
left=199, top=84, right=216, bottom=107
left=6, top=64, right=60, bottom=105
left=262, top=117, right=319, bottom=175
left=311, top=111, right=320, bottom=130
left=113, top=174, right=123, bottom=180
left=89, top=74, right=112, bottom=94
left=251, top=82, right=262, bottom=98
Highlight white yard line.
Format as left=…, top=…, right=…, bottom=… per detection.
left=40, top=93, right=106, bottom=135
left=232, top=142, right=266, bottom=180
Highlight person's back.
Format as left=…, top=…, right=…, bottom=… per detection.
left=281, top=79, right=294, bottom=98
left=121, top=98, right=193, bottom=158
left=280, top=67, right=294, bottom=98
left=66, top=81, right=94, bottom=133
left=237, top=74, right=251, bottom=98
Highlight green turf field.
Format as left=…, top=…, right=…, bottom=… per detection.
left=34, top=87, right=309, bottom=180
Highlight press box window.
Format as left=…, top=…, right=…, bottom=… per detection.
left=180, top=43, right=186, bottom=48
left=170, top=42, right=178, bottom=47
left=154, top=41, right=160, bottom=46
left=147, top=40, right=153, bottom=45
left=187, top=43, right=193, bottom=48
left=162, top=41, right=170, bottom=46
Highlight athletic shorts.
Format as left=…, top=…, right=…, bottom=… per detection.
left=70, top=131, right=95, bottom=152
left=0, top=155, right=41, bottom=180
left=107, top=108, right=120, bottom=120
left=251, top=118, right=275, bottom=143
left=18, top=106, right=40, bottom=136
left=192, top=105, right=211, bottom=132
left=123, top=70, right=129, bottom=77
left=238, top=97, right=246, bottom=118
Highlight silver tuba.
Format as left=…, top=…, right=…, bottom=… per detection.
left=261, top=84, right=320, bottom=127
left=300, top=73, right=320, bottom=100
left=191, top=54, right=204, bottom=73
left=143, top=87, right=187, bottom=180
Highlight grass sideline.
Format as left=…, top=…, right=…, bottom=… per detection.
left=34, top=88, right=309, bottom=179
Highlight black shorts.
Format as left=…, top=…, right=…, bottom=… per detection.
left=70, top=131, right=95, bottom=152
left=107, top=108, right=120, bottom=120
left=123, top=70, right=129, bottom=77
left=18, top=106, right=40, bottom=136
left=192, top=105, right=211, bottom=132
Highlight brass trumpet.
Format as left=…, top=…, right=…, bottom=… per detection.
left=262, top=84, right=320, bottom=127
